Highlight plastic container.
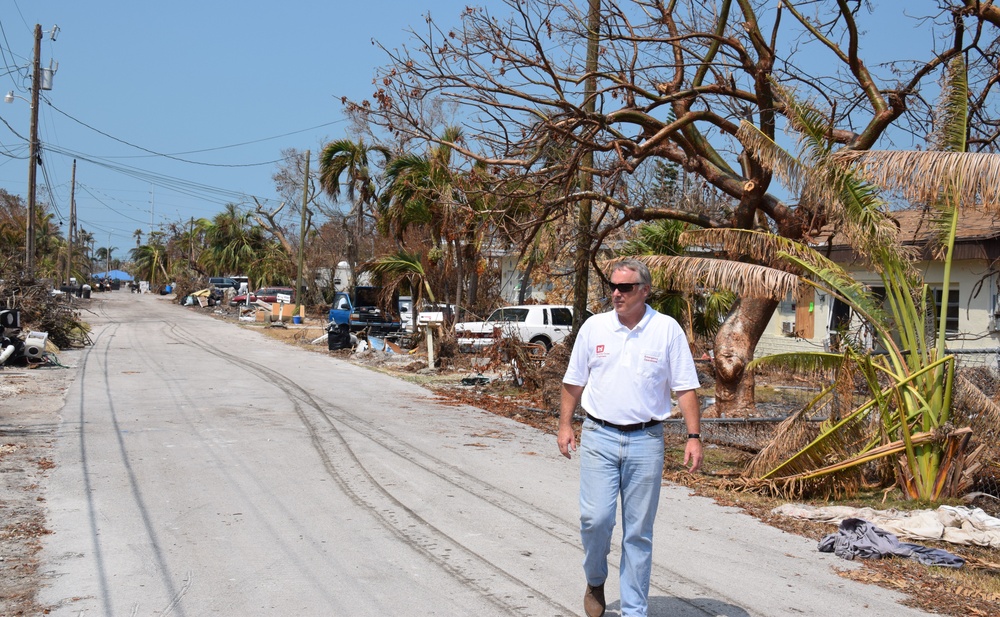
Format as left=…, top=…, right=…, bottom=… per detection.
left=292, top=316, right=302, bottom=325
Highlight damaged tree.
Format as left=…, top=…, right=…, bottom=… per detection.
left=349, top=0, right=1000, bottom=415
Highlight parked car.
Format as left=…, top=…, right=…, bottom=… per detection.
left=230, top=286, right=295, bottom=306
left=455, top=304, right=588, bottom=352
left=328, top=286, right=402, bottom=335
left=209, top=276, right=238, bottom=290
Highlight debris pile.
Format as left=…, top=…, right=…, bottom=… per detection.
left=0, top=273, right=90, bottom=353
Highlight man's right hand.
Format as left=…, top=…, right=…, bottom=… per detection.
left=558, top=383, right=584, bottom=459
left=557, top=424, right=576, bottom=459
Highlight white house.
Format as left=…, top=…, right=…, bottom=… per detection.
left=755, top=209, right=1000, bottom=372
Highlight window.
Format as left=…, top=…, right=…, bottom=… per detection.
left=932, top=287, right=960, bottom=334
left=551, top=308, right=573, bottom=326
left=490, top=308, right=529, bottom=322
left=778, top=290, right=796, bottom=313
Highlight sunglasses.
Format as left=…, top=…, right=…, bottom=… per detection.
left=608, top=282, right=642, bottom=294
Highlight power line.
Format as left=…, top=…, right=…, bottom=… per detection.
left=42, top=96, right=291, bottom=168
left=38, top=146, right=62, bottom=220
left=77, top=183, right=150, bottom=226
left=43, top=143, right=282, bottom=208
left=99, top=119, right=347, bottom=159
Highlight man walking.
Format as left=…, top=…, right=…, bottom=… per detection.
left=558, top=258, right=703, bottom=617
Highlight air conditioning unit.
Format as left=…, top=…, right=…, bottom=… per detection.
left=781, top=321, right=796, bottom=336
left=23, top=331, right=48, bottom=361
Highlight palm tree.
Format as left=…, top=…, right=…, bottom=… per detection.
left=133, top=228, right=143, bottom=247
left=129, top=233, right=169, bottom=285
left=200, top=204, right=268, bottom=281
left=379, top=127, right=464, bottom=250
left=78, top=228, right=95, bottom=276
left=366, top=250, right=436, bottom=330
left=379, top=127, right=487, bottom=317
left=95, top=246, right=118, bottom=275
left=319, top=139, right=391, bottom=274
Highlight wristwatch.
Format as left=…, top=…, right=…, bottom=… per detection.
left=687, top=433, right=701, bottom=440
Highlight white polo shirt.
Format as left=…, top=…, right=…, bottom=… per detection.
left=563, top=305, right=700, bottom=424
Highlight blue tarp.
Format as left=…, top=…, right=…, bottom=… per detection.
left=91, top=269, right=134, bottom=281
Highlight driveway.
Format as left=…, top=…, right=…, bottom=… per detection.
left=34, top=291, right=932, bottom=616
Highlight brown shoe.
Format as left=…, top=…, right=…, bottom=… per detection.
left=584, top=583, right=606, bottom=617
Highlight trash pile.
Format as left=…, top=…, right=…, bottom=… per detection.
left=0, top=274, right=90, bottom=367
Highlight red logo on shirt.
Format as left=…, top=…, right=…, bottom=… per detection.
left=596, top=345, right=604, bottom=354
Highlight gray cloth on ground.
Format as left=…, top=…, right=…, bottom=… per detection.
left=818, top=517, right=964, bottom=568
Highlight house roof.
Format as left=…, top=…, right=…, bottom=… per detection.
left=821, top=208, right=1000, bottom=262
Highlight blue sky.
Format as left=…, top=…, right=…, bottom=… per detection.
left=0, top=1, right=940, bottom=256
left=0, top=1, right=471, bottom=253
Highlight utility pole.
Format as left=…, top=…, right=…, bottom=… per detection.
left=66, top=159, right=76, bottom=285
left=295, top=150, right=310, bottom=316
left=25, top=24, right=41, bottom=276
left=572, top=1, right=600, bottom=336
left=149, top=185, right=154, bottom=237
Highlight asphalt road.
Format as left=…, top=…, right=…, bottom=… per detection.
left=37, top=291, right=933, bottom=616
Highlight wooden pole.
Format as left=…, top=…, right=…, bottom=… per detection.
left=25, top=24, right=41, bottom=276
left=66, top=159, right=76, bottom=285
left=295, top=150, right=310, bottom=317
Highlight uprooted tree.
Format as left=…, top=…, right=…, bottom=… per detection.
left=348, top=0, right=1000, bottom=415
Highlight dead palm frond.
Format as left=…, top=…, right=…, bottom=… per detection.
left=830, top=150, right=1000, bottom=214
left=743, top=389, right=830, bottom=478
left=628, top=254, right=798, bottom=300
left=736, top=103, right=902, bottom=258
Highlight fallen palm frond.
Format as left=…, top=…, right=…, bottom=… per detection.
left=743, top=387, right=831, bottom=478
left=736, top=431, right=942, bottom=499
left=753, top=394, right=880, bottom=481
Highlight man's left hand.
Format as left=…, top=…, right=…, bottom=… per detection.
left=684, top=439, right=703, bottom=473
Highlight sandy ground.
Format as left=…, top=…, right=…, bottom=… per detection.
left=0, top=351, right=81, bottom=615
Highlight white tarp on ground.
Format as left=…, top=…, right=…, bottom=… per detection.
left=773, top=503, right=1000, bottom=548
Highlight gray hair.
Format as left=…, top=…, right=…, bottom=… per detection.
left=610, top=258, right=651, bottom=287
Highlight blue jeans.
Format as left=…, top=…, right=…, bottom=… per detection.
left=579, top=418, right=664, bottom=617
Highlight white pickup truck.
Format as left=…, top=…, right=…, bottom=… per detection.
left=455, top=304, right=588, bottom=352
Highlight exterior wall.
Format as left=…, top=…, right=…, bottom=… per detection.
left=754, top=286, right=836, bottom=356
left=498, top=255, right=522, bottom=303
left=754, top=258, right=1000, bottom=371
left=497, top=254, right=571, bottom=305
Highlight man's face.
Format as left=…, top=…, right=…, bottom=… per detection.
left=610, top=268, right=648, bottom=320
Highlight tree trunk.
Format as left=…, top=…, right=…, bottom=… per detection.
left=453, top=239, right=463, bottom=332
left=711, top=297, right=778, bottom=417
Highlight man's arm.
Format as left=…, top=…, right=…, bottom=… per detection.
left=558, top=383, right=585, bottom=459
left=676, top=389, right=703, bottom=473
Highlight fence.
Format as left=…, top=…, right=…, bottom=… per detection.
left=664, top=417, right=792, bottom=451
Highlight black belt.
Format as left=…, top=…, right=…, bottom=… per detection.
left=586, top=413, right=662, bottom=432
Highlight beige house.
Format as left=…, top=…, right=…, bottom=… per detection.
left=755, top=209, right=1000, bottom=372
